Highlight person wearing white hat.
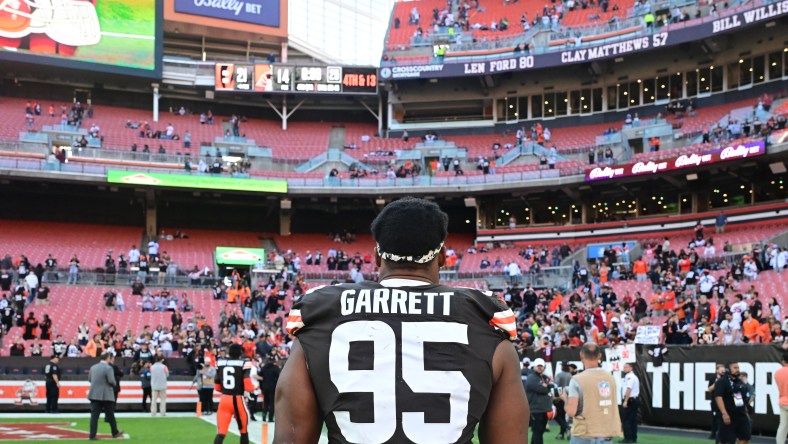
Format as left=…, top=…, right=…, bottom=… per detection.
left=521, top=357, right=532, bottom=382
left=526, top=358, right=554, bottom=444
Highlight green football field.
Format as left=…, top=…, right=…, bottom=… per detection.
left=0, top=415, right=718, bottom=444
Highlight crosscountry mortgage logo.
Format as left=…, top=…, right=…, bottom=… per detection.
left=0, top=423, right=120, bottom=440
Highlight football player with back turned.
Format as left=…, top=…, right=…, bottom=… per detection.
left=275, top=197, right=530, bottom=444
left=214, top=343, right=255, bottom=444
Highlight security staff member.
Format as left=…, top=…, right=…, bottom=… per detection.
left=707, top=364, right=726, bottom=440
left=562, top=343, right=623, bottom=442
left=714, top=362, right=751, bottom=444
left=620, top=362, right=640, bottom=443
left=44, top=356, right=61, bottom=413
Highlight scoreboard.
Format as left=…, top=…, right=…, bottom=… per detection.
left=215, top=64, right=378, bottom=95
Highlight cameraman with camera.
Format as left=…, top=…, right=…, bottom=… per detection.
left=526, top=358, right=554, bottom=444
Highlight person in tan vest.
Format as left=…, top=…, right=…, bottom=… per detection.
left=561, top=342, right=623, bottom=444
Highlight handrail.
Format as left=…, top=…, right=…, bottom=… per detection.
left=0, top=153, right=583, bottom=186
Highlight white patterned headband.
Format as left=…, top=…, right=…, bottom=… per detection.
left=376, top=242, right=445, bottom=264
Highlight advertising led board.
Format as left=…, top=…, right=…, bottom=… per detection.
left=584, top=140, right=766, bottom=182
left=107, top=170, right=288, bottom=193
left=173, top=0, right=280, bottom=27
left=215, top=247, right=266, bottom=265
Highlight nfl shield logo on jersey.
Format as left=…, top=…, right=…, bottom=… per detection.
left=597, top=381, right=611, bottom=398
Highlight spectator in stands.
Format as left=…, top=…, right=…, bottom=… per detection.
left=116, top=291, right=126, bottom=312
left=453, top=158, right=464, bottom=175
left=742, top=311, right=761, bottom=343
left=24, top=271, right=38, bottom=306
left=507, top=261, right=522, bottom=285
left=23, top=311, right=38, bottom=340
left=39, top=314, right=52, bottom=340
left=720, top=311, right=741, bottom=345
left=84, top=334, right=104, bottom=358
left=743, top=258, right=759, bottom=281
left=44, top=254, right=57, bottom=281
left=10, top=338, right=25, bottom=356
left=67, top=254, right=80, bottom=284
left=104, top=289, right=116, bottom=310
left=539, top=154, right=548, bottom=169
left=66, top=339, right=81, bottom=358
left=770, top=247, right=787, bottom=273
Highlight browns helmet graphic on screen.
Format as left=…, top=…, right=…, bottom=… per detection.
left=0, top=0, right=101, bottom=53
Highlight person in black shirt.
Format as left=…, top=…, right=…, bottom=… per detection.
left=1, top=305, right=13, bottom=333
left=44, top=255, right=57, bottom=274
left=275, top=197, right=530, bottom=444
left=749, top=296, right=763, bottom=322
left=714, top=362, right=751, bottom=444
left=131, top=279, right=145, bottom=296
left=134, top=343, right=154, bottom=364
left=107, top=356, right=124, bottom=420
left=259, top=358, right=280, bottom=422
left=39, top=314, right=52, bottom=340
left=9, top=338, right=25, bottom=356
left=23, top=312, right=38, bottom=340
left=45, top=356, right=61, bottom=413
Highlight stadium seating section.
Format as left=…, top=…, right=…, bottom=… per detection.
left=158, top=229, right=263, bottom=270
left=271, top=232, right=475, bottom=275
left=0, top=220, right=141, bottom=269
left=1, top=92, right=779, bottom=182
left=1, top=203, right=785, bottom=355
left=384, top=0, right=626, bottom=50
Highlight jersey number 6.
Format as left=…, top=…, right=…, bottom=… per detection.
left=329, top=320, right=471, bottom=444
left=222, top=366, right=235, bottom=389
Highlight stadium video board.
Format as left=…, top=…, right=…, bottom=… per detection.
left=215, top=247, right=265, bottom=265
left=0, top=0, right=163, bottom=78
left=215, top=64, right=378, bottom=95
left=107, top=170, right=288, bottom=193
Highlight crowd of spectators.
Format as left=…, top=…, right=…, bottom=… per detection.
left=701, top=96, right=786, bottom=145
left=491, top=228, right=788, bottom=358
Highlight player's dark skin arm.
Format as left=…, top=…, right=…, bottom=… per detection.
left=478, top=340, right=530, bottom=444
left=273, top=340, right=322, bottom=444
